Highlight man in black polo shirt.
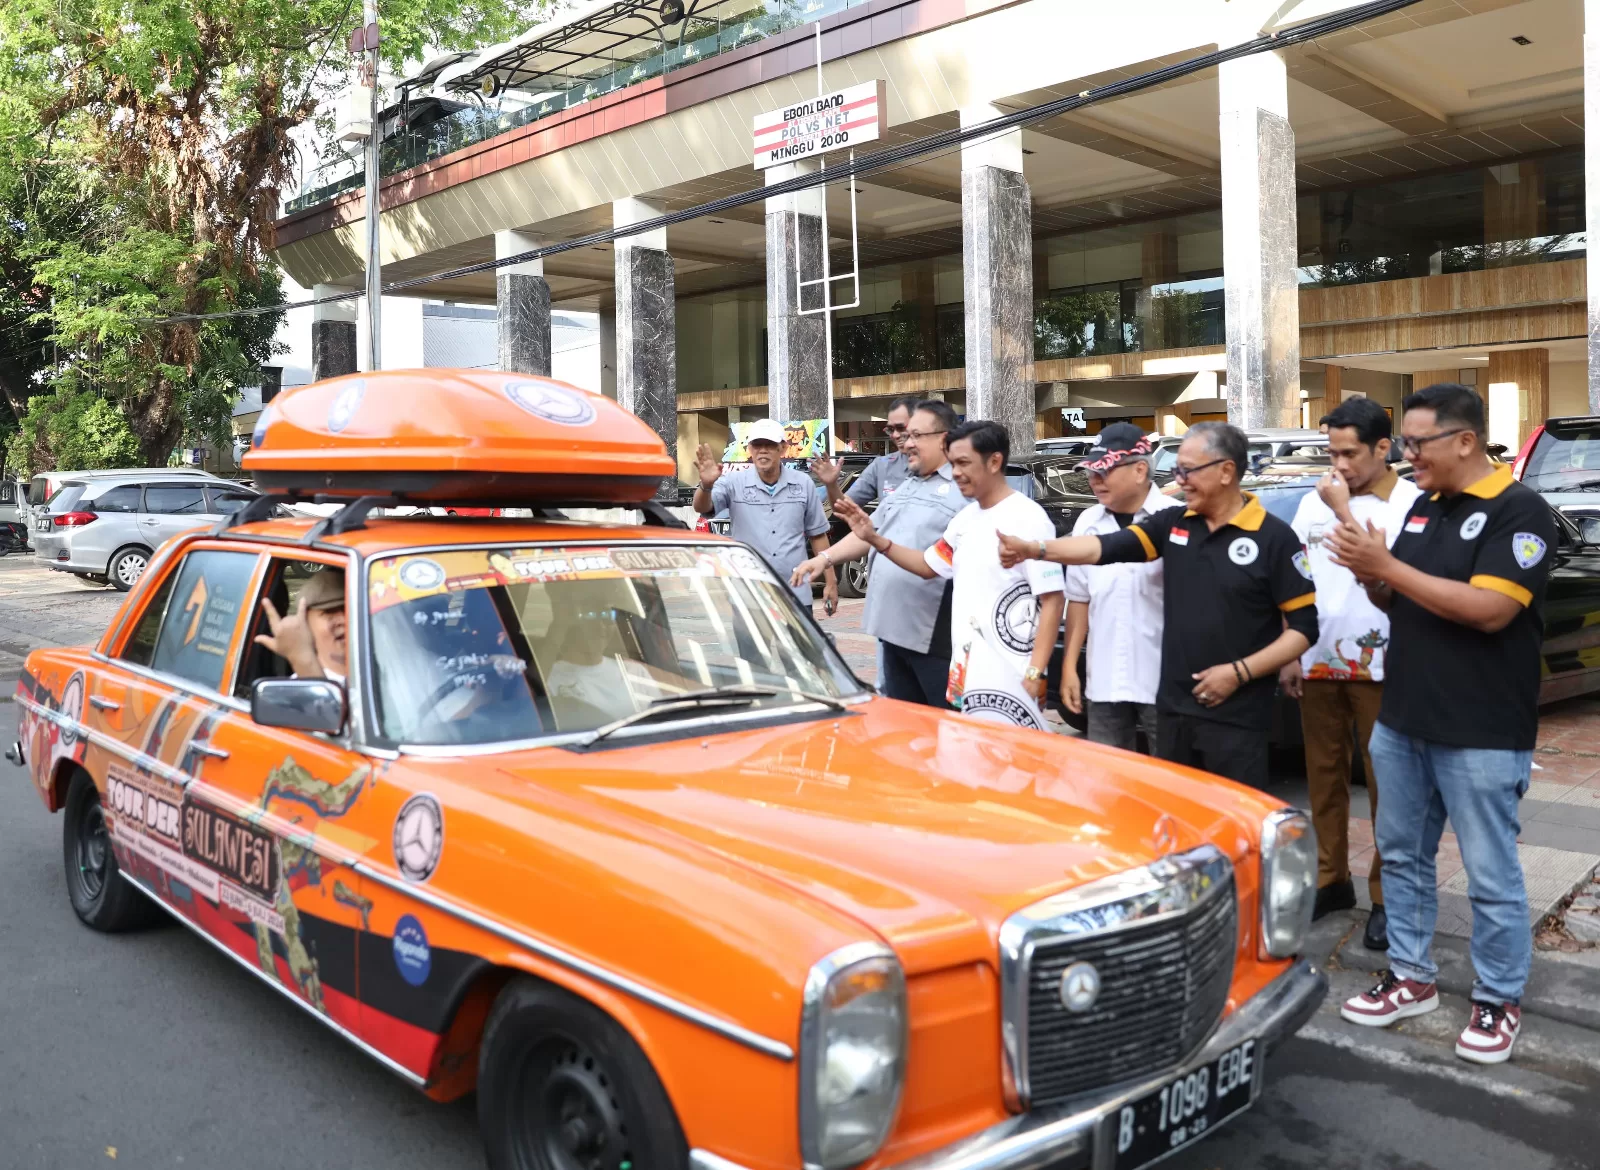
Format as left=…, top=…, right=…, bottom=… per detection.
left=1327, top=383, right=1555, bottom=1067
left=999, top=422, right=1317, bottom=784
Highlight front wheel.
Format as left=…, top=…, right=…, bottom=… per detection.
left=836, top=556, right=869, bottom=599
left=62, top=770, right=161, bottom=932
left=478, top=978, right=687, bottom=1170
left=108, top=547, right=150, bottom=591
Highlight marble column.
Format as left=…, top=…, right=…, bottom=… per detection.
left=961, top=104, right=1036, bottom=458
left=765, top=160, right=830, bottom=422
left=1587, top=0, right=1600, bottom=411
left=1218, top=51, right=1300, bottom=429
left=613, top=197, right=676, bottom=493
left=495, top=230, right=551, bottom=377
left=311, top=285, right=357, bottom=382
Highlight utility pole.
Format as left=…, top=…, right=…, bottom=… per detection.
left=356, top=4, right=383, bottom=370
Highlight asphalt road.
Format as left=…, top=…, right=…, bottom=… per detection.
left=0, top=556, right=1595, bottom=1169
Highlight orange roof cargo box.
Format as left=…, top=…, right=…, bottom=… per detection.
left=242, top=370, right=676, bottom=505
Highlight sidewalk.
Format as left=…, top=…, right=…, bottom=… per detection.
left=818, top=597, right=1600, bottom=949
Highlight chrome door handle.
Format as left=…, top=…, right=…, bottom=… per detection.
left=189, top=743, right=230, bottom=760
left=88, top=696, right=121, bottom=711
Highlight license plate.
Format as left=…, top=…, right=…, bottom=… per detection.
left=1108, top=1039, right=1258, bottom=1169
left=35, top=519, right=50, bottom=532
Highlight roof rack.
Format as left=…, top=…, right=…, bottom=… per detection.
left=211, top=492, right=689, bottom=543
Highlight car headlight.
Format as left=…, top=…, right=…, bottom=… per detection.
left=1259, top=809, right=1317, bottom=958
left=800, top=942, right=907, bottom=1170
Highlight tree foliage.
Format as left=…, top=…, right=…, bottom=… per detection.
left=0, top=0, right=547, bottom=470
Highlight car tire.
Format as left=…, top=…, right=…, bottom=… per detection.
left=62, top=770, right=161, bottom=932
left=478, top=977, right=687, bottom=1170
left=107, top=547, right=150, bottom=592
left=836, top=556, right=869, bottom=599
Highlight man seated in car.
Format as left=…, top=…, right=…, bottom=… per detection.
left=254, top=568, right=347, bottom=684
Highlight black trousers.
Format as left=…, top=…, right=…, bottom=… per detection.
left=880, top=640, right=954, bottom=709
left=1156, top=713, right=1268, bottom=787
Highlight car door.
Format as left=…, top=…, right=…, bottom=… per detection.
left=197, top=552, right=374, bottom=1033
left=140, top=482, right=213, bottom=546
left=1538, top=510, right=1600, bottom=703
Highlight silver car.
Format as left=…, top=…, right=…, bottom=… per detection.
left=32, top=474, right=265, bottom=590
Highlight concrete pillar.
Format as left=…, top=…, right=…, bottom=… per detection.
left=598, top=300, right=617, bottom=400
left=961, top=103, right=1036, bottom=457
left=613, top=197, right=676, bottom=491
left=495, top=230, right=551, bottom=376
left=1218, top=51, right=1300, bottom=428
left=311, top=285, right=357, bottom=381
left=1586, top=0, right=1600, bottom=411
left=765, top=160, right=830, bottom=421
left=1487, top=349, right=1549, bottom=453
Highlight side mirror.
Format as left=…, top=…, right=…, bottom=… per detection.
left=251, top=678, right=345, bottom=734
left=1580, top=517, right=1600, bottom=547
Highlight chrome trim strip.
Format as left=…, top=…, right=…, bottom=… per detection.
left=86, top=653, right=251, bottom=714
left=798, top=941, right=904, bottom=1170
left=32, top=681, right=799, bottom=1062
left=119, top=872, right=427, bottom=1087
left=349, top=855, right=795, bottom=1062
left=689, top=1153, right=752, bottom=1170
left=997, top=845, right=1234, bottom=1110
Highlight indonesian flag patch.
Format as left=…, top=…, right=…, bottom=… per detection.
left=1170, top=526, right=1190, bottom=546
left=1405, top=515, right=1429, bottom=534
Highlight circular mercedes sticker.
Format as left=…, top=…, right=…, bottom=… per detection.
left=399, top=558, right=447, bottom=591
left=328, top=379, right=365, bottom=433
left=59, top=672, right=85, bottom=745
left=393, top=793, right=444, bottom=883
left=992, top=582, right=1039, bottom=655
left=504, top=381, right=596, bottom=426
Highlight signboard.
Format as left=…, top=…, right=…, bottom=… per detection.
left=1062, top=408, right=1086, bottom=429
left=720, top=419, right=831, bottom=463
left=752, top=80, right=885, bottom=170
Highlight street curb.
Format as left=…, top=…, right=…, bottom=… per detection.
left=1326, top=913, right=1600, bottom=1034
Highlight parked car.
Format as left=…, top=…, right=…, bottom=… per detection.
left=31, top=473, right=272, bottom=590
left=20, top=466, right=218, bottom=533
left=1150, top=429, right=1327, bottom=477
left=11, top=370, right=1326, bottom=1169
left=1511, top=415, right=1600, bottom=523
left=1033, top=436, right=1097, bottom=457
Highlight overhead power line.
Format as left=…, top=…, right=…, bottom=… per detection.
left=145, top=0, right=1424, bottom=326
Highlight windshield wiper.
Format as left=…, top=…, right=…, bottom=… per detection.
left=580, top=685, right=848, bottom=747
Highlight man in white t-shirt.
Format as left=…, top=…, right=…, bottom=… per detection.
left=1063, top=423, right=1182, bottom=752
left=835, top=420, right=1065, bottom=730
left=1281, top=396, right=1423, bottom=952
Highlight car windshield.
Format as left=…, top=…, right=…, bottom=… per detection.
left=366, top=543, right=859, bottom=747
left=1523, top=425, right=1600, bottom=491
left=1032, top=462, right=1093, bottom=498
left=1249, top=480, right=1318, bottom=525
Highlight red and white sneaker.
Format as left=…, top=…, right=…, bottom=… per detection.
left=1340, top=969, right=1440, bottom=1027
left=1455, top=1001, right=1521, bottom=1065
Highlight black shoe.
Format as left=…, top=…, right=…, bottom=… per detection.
left=1363, top=904, right=1389, bottom=951
left=1312, top=879, right=1357, bottom=921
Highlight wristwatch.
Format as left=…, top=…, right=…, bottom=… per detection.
left=1023, top=666, right=1045, bottom=682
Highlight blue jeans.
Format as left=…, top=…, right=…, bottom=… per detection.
left=1368, top=721, right=1532, bottom=1005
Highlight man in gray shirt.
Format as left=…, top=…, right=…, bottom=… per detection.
left=694, top=417, right=837, bottom=613
left=792, top=401, right=964, bottom=705
left=815, top=394, right=918, bottom=507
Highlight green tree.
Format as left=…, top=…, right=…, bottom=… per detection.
left=1, top=0, right=547, bottom=469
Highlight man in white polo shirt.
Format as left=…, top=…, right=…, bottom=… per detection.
left=1281, top=395, right=1422, bottom=952
left=1062, top=423, right=1182, bottom=752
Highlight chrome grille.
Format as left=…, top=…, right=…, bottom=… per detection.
left=1024, top=876, right=1236, bottom=1105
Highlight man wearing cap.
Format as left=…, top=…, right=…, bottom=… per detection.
left=1062, top=423, right=1181, bottom=752
left=694, top=418, right=838, bottom=613
left=255, top=568, right=348, bottom=683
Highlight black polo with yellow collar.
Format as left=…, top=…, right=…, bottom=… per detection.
left=1380, top=463, right=1555, bottom=751
left=1098, top=493, right=1318, bottom=728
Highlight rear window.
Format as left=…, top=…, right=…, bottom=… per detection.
left=46, top=485, right=88, bottom=513
left=28, top=476, right=53, bottom=506
left=1523, top=425, right=1600, bottom=492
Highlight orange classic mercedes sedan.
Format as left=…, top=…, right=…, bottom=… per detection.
left=12, top=370, right=1325, bottom=1170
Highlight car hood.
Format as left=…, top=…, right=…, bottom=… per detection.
left=498, top=700, right=1280, bottom=972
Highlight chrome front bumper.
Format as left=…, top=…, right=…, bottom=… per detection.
left=689, top=960, right=1327, bottom=1170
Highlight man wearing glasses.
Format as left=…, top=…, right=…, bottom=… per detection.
left=1326, top=383, right=1556, bottom=1068
left=814, top=394, right=918, bottom=508
left=997, top=422, right=1317, bottom=784
left=792, top=401, right=965, bottom=706
left=1060, top=423, right=1180, bottom=752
